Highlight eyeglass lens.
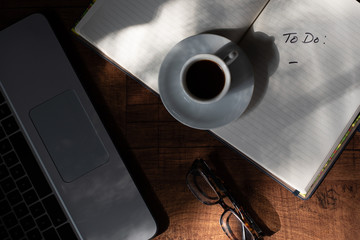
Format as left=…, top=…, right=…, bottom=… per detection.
left=221, top=210, right=255, bottom=240
left=187, top=169, right=219, bottom=204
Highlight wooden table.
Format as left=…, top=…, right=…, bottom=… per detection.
left=2, top=1, right=359, bottom=239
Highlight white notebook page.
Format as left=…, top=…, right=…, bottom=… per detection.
left=75, top=0, right=269, bottom=91
left=75, top=0, right=360, bottom=195
left=212, top=0, right=360, bottom=194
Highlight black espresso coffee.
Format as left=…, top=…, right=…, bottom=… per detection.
left=185, top=60, right=225, bottom=100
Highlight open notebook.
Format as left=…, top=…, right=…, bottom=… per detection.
left=73, top=0, right=360, bottom=199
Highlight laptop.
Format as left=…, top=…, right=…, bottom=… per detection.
left=0, top=14, right=157, bottom=240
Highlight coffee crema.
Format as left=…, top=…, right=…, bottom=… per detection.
left=185, top=60, right=225, bottom=100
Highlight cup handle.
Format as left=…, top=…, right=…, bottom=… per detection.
left=214, top=42, right=239, bottom=66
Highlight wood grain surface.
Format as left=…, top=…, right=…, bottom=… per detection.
left=1, top=1, right=359, bottom=239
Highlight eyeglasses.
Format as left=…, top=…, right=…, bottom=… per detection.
left=186, top=159, right=263, bottom=240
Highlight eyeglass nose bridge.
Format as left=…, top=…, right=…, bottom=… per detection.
left=218, top=197, right=232, bottom=210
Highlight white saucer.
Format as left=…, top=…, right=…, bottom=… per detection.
left=158, top=34, right=254, bottom=130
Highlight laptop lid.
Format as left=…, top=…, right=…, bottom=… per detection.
left=0, top=14, right=157, bottom=239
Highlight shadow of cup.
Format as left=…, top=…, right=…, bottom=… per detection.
left=203, top=27, right=279, bottom=116
left=239, top=28, right=279, bottom=115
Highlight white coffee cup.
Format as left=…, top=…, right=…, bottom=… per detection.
left=180, top=43, right=239, bottom=104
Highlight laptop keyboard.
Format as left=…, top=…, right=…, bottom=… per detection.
left=0, top=92, right=78, bottom=240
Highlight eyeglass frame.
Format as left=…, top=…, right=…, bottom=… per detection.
left=186, top=159, right=263, bottom=240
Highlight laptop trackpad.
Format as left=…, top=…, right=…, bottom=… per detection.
left=30, top=90, right=109, bottom=182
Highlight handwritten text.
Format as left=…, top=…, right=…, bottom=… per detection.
left=283, top=32, right=326, bottom=64
left=283, top=32, right=326, bottom=44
